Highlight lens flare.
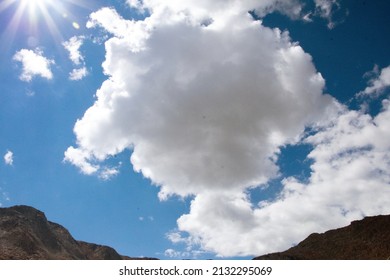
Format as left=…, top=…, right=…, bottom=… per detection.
left=72, top=22, right=80, bottom=30
left=0, top=0, right=91, bottom=50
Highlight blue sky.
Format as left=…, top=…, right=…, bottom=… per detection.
left=1, top=0, right=390, bottom=259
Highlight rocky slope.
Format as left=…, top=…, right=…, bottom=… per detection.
left=0, top=205, right=156, bottom=260
left=254, top=215, right=390, bottom=260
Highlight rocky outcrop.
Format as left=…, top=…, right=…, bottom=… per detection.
left=254, top=215, right=390, bottom=260
left=0, top=205, right=156, bottom=260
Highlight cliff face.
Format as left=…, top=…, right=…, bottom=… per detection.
left=0, top=205, right=155, bottom=260
left=254, top=215, right=390, bottom=260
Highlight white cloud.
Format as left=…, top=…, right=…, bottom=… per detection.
left=99, top=166, right=119, bottom=180
left=63, top=36, right=85, bottom=65
left=314, top=0, right=344, bottom=29
left=164, top=246, right=206, bottom=259
left=63, top=36, right=89, bottom=80
left=65, top=1, right=390, bottom=257
left=164, top=249, right=190, bottom=259
left=177, top=101, right=390, bottom=256
left=4, top=150, right=13, bottom=166
left=63, top=146, right=120, bottom=180
left=13, top=48, right=55, bottom=82
left=126, top=0, right=304, bottom=21
left=139, top=216, right=155, bottom=222
left=63, top=146, right=99, bottom=175
left=67, top=3, right=335, bottom=199
left=87, top=7, right=152, bottom=52
left=69, top=67, right=88, bottom=81
left=361, top=65, right=390, bottom=96
left=315, top=0, right=337, bottom=18
left=166, top=231, right=187, bottom=244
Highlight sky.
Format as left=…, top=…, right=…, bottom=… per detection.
left=0, top=0, right=390, bottom=260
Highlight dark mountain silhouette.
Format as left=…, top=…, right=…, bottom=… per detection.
left=254, top=214, right=390, bottom=260
left=0, top=205, right=157, bottom=260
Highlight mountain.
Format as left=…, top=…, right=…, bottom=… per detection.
left=0, top=205, right=157, bottom=260
left=3, top=205, right=389, bottom=260
left=254, top=215, right=390, bottom=260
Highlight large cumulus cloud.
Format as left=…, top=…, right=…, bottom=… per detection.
left=65, top=2, right=333, bottom=197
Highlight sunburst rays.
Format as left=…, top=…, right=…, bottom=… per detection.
left=0, top=0, right=91, bottom=50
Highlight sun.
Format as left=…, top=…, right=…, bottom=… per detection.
left=21, top=0, right=56, bottom=26
left=23, top=0, right=52, bottom=13
left=0, top=0, right=90, bottom=48
left=0, top=0, right=57, bottom=36
left=23, top=0, right=51, bottom=9
left=1, top=0, right=53, bottom=18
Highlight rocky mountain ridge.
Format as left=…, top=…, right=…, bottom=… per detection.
left=254, top=214, right=390, bottom=260
left=2, top=205, right=389, bottom=260
left=0, top=205, right=156, bottom=260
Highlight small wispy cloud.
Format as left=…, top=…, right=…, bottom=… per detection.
left=13, top=48, right=55, bottom=82
left=314, top=0, right=347, bottom=29
left=360, top=65, right=390, bottom=97
left=63, top=146, right=120, bottom=180
left=163, top=247, right=207, bottom=260
left=69, top=67, right=88, bottom=81
left=63, top=36, right=85, bottom=65
left=164, top=249, right=190, bottom=259
left=4, top=150, right=14, bottom=166
left=139, top=216, right=154, bottom=222
left=99, top=166, right=119, bottom=180
left=63, top=36, right=89, bottom=80
left=63, top=146, right=99, bottom=175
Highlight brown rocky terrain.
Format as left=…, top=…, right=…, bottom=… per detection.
left=3, top=205, right=389, bottom=260
left=0, top=205, right=157, bottom=260
left=254, top=214, right=390, bottom=260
